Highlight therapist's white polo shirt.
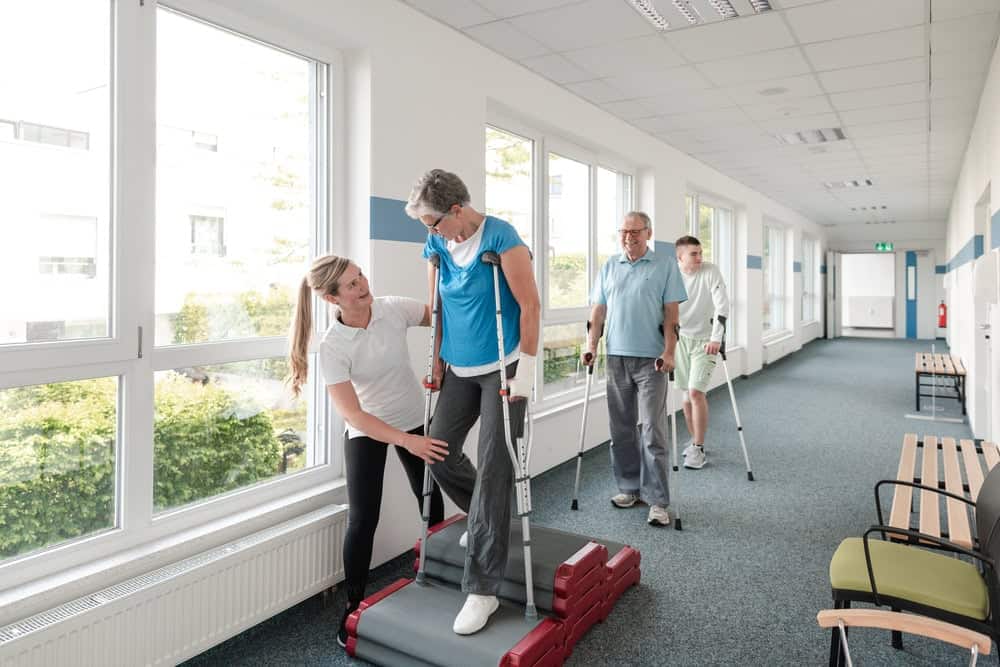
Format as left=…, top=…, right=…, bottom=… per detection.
left=319, top=296, right=425, bottom=440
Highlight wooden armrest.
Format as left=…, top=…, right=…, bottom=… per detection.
left=817, top=609, right=991, bottom=655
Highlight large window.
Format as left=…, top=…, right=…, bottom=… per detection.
left=802, top=237, right=817, bottom=322
left=484, top=125, right=632, bottom=402
left=0, top=2, right=336, bottom=576
left=685, top=193, right=736, bottom=344
left=763, top=224, right=786, bottom=333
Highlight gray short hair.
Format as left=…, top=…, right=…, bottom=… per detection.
left=624, top=211, right=652, bottom=229
left=404, top=169, right=471, bottom=219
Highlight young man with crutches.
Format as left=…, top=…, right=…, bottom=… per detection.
left=674, top=235, right=730, bottom=470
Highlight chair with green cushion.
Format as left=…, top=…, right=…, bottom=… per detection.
left=826, top=463, right=1000, bottom=666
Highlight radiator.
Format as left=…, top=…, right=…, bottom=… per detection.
left=0, top=505, right=347, bottom=667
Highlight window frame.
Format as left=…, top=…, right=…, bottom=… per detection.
left=0, top=0, right=346, bottom=589
left=484, top=114, right=635, bottom=408
left=801, top=236, right=818, bottom=323
left=685, top=191, right=738, bottom=346
left=762, top=222, right=788, bottom=338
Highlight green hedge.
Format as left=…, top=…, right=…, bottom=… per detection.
left=0, top=375, right=287, bottom=560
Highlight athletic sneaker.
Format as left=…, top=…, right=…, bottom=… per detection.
left=681, top=442, right=696, bottom=459
left=453, top=594, right=500, bottom=635
left=610, top=492, right=640, bottom=508
left=647, top=504, right=671, bottom=527
left=684, top=444, right=707, bottom=469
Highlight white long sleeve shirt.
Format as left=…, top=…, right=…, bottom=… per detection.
left=678, top=261, right=730, bottom=342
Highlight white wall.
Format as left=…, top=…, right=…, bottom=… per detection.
left=940, top=34, right=1000, bottom=437
left=200, top=0, right=828, bottom=567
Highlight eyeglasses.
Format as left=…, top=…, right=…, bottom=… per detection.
left=618, top=227, right=648, bottom=237
left=424, top=211, right=451, bottom=234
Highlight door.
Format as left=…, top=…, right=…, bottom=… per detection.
left=973, top=251, right=998, bottom=438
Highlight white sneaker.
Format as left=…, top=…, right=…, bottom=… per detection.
left=684, top=444, right=707, bottom=469
left=453, top=594, right=499, bottom=635
left=459, top=530, right=468, bottom=548
left=610, top=492, right=640, bottom=508
left=647, top=504, right=671, bottom=527
left=681, top=442, right=696, bottom=459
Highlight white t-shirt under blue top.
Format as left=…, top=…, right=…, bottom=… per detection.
left=423, top=216, right=526, bottom=373
left=591, top=248, right=688, bottom=358
left=319, top=296, right=426, bottom=439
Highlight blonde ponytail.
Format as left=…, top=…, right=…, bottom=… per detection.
left=287, top=254, right=352, bottom=398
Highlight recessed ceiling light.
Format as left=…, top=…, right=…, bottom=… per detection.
left=777, top=127, right=846, bottom=145
left=759, top=86, right=788, bottom=96
left=708, top=0, right=738, bottom=18
left=671, top=0, right=700, bottom=24
left=823, top=178, right=874, bottom=189
left=749, top=0, right=772, bottom=12
left=628, top=0, right=670, bottom=30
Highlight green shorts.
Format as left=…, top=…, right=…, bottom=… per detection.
left=675, top=335, right=718, bottom=393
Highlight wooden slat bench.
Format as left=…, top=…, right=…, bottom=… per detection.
left=914, top=353, right=967, bottom=415
left=887, top=433, right=999, bottom=549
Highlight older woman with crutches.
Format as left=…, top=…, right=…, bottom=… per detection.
left=405, top=169, right=540, bottom=636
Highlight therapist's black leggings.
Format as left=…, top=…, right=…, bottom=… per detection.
left=342, top=426, right=444, bottom=606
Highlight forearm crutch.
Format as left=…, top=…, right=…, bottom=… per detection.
left=571, top=321, right=596, bottom=511
left=655, top=354, right=681, bottom=530
left=482, top=251, right=537, bottom=620
left=716, top=315, right=754, bottom=481
left=415, top=253, right=442, bottom=584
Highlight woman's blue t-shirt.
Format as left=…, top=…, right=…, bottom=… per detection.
left=422, top=216, right=526, bottom=367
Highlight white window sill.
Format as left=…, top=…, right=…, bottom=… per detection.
left=0, top=478, right=346, bottom=626
left=762, top=330, right=793, bottom=346
left=534, top=385, right=607, bottom=420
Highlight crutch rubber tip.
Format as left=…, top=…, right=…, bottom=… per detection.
left=747, top=472, right=755, bottom=481
left=674, top=517, right=682, bottom=530
left=571, top=500, right=579, bottom=511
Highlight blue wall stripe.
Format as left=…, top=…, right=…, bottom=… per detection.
left=654, top=241, right=676, bottom=256
left=820, top=264, right=827, bottom=274
left=944, top=234, right=985, bottom=273
left=747, top=255, right=762, bottom=269
left=935, top=265, right=946, bottom=274
left=993, top=210, right=1000, bottom=250
left=370, top=196, right=427, bottom=244
left=905, top=251, right=917, bottom=340
left=792, top=261, right=802, bottom=273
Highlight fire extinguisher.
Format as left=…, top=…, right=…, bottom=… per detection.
left=938, top=300, right=947, bottom=328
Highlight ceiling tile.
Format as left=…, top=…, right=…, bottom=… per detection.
left=663, top=12, right=796, bottom=62
left=519, top=53, right=592, bottom=83
left=601, top=99, right=659, bottom=120
left=845, top=118, right=928, bottom=140
left=804, top=26, right=925, bottom=71
left=696, top=47, right=812, bottom=86
left=464, top=21, right=549, bottom=59
left=931, top=0, right=1000, bottom=22
left=756, top=112, right=841, bottom=133
left=404, top=0, right=496, bottom=28
left=784, top=0, right=924, bottom=44
left=474, top=0, right=584, bottom=19
left=562, top=36, right=685, bottom=78
left=722, top=74, right=823, bottom=106
left=829, top=82, right=927, bottom=111
left=930, top=76, right=986, bottom=100
left=930, top=96, right=980, bottom=118
left=603, top=66, right=714, bottom=97
left=565, top=78, right=627, bottom=104
left=508, top=0, right=653, bottom=52
left=932, top=48, right=994, bottom=79
left=740, top=94, right=833, bottom=120
left=645, top=88, right=736, bottom=114
left=931, top=13, right=1000, bottom=54
left=839, top=101, right=927, bottom=125
left=818, top=57, right=927, bottom=93
left=653, top=107, right=754, bottom=131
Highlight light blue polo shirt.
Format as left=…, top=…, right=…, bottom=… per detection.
left=591, top=248, right=688, bottom=358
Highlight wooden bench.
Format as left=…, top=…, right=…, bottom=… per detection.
left=914, top=353, right=967, bottom=415
left=887, top=433, right=999, bottom=549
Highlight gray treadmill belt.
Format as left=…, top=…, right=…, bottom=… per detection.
left=355, top=580, right=544, bottom=667
left=426, top=520, right=628, bottom=590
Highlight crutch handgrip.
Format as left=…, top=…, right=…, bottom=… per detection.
left=481, top=251, right=501, bottom=266
left=716, top=315, right=728, bottom=360
left=422, top=377, right=438, bottom=390
left=654, top=357, right=675, bottom=381
left=428, top=253, right=440, bottom=268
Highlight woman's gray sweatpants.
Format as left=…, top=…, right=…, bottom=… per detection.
left=606, top=355, right=670, bottom=508
left=428, top=362, right=521, bottom=596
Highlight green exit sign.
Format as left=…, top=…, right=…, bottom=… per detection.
left=875, top=242, right=894, bottom=252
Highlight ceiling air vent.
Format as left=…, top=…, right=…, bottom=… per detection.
left=749, top=0, right=772, bottom=12
left=823, top=178, right=874, bottom=189
left=850, top=205, right=888, bottom=211
left=777, top=128, right=846, bottom=145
